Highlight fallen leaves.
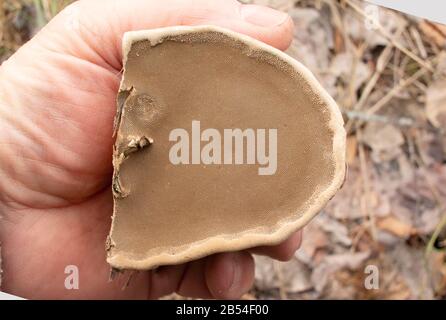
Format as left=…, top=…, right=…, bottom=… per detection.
left=251, top=0, right=446, bottom=301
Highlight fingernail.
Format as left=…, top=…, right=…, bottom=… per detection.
left=227, top=253, right=243, bottom=295
left=241, top=4, right=289, bottom=27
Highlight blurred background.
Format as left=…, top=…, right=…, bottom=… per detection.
left=1, top=0, right=446, bottom=299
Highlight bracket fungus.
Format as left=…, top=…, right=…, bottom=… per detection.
left=107, top=26, right=346, bottom=271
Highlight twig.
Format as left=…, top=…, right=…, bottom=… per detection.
left=348, top=57, right=435, bottom=130
left=346, top=43, right=367, bottom=109
left=344, top=0, right=434, bottom=72
left=324, top=0, right=350, bottom=54
left=405, top=131, right=446, bottom=298
left=423, top=171, right=446, bottom=257
left=426, top=213, right=446, bottom=256
left=366, top=64, right=430, bottom=116
left=423, top=171, right=446, bottom=296
left=356, top=37, right=395, bottom=111
left=393, top=45, right=401, bottom=86
left=345, top=24, right=405, bottom=132
left=357, top=130, right=377, bottom=241
left=350, top=224, right=368, bottom=252
left=343, top=110, right=416, bottom=127
left=392, top=59, right=427, bottom=93
left=410, top=26, right=428, bottom=59
left=403, top=29, right=419, bottom=59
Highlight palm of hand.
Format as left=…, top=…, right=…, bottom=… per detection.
left=0, top=17, right=147, bottom=299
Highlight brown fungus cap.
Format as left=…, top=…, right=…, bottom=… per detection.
left=107, top=26, right=346, bottom=271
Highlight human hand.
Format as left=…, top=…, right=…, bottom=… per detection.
left=0, top=0, right=301, bottom=299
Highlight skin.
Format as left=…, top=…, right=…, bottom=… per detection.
left=0, top=0, right=303, bottom=299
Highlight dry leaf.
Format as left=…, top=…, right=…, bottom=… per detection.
left=280, top=259, right=313, bottom=293
left=343, top=5, right=406, bottom=48
left=254, top=255, right=277, bottom=291
left=325, top=166, right=365, bottom=220
left=419, top=21, right=446, bottom=47
left=361, top=122, right=404, bottom=162
left=388, top=244, right=435, bottom=299
left=346, top=135, right=358, bottom=165
left=427, top=251, right=446, bottom=296
left=433, top=51, right=446, bottom=80
left=377, top=215, right=416, bottom=238
left=329, top=52, right=372, bottom=92
left=426, top=79, right=446, bottom=128
left=287, top=8, right=331, bottom=73
left=254, top=256, right=313, bottom=293
left=311, top=251, right=371, bottom=293
left=295, top=217, right=329, bottom=265
left=395, top=165, right=446, bottom=235
left=318, top=214, right=352, bottom=247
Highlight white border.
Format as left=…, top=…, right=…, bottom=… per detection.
left=366, top=0, right=446, bottom=24
left=0, top=291, right=25, bottom=300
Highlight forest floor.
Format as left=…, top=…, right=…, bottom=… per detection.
left=1, top=0, right=446, bottom=299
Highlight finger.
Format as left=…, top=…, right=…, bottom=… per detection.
left=176, top=259, right=213, bottom=299
left=250, top=230, right=302, bottom=262
left=42, top=0, right=294, bottom=70
left=148, top=264, right=186, bottom=299
left=175, top=252, right=254, bottom=299
left=149, top=251, right=255, bottom=299
left=205, top=252, right=254, bottom=299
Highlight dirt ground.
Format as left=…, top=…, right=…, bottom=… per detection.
left=1, top=0, right=446, bottom=300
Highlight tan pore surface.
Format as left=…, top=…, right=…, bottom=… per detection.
left=107, top=26, right=346, bottom=270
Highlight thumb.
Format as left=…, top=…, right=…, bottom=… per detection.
left=37, top=0, right=294, bottom=70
